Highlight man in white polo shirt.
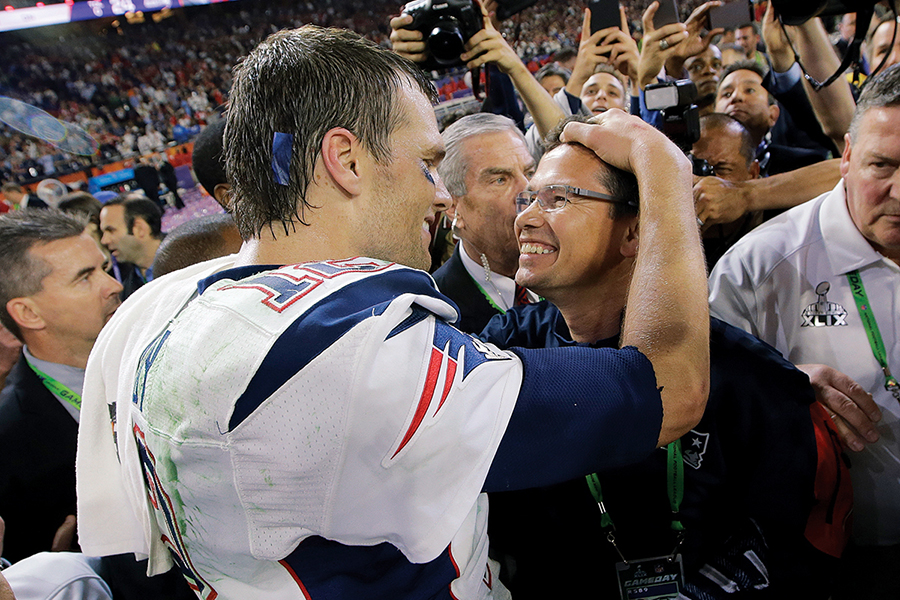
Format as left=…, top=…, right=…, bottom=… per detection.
left=709, top=64, right=900, bottom=599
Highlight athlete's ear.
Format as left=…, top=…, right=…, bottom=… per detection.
left=320, top=127, right=363, bottom=196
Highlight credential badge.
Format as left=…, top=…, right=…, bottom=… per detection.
left=801, top=282, right=848, bottom=327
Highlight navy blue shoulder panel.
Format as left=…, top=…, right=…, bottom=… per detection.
left=485, top=344, right=661, bottom=491
left=197, top=264, right=279, bottom=294
left=227, top=267, right=446, bottom=431
left=282, top=536, right=459, bottom=600
left=479, top=301, right=570, bottom=349
left=387, top=306, right=432, bottom=340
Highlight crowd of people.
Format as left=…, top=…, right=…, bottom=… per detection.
left=0, top=0, right=724, bottom=184
left=1, top=0, right=900, bottom=599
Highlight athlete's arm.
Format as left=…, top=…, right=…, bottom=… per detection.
left=484, top=345, right=661, bottom=491
left=561, top=112, right=710, bottom=446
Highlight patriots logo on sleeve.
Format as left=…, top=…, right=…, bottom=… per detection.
left=389, top=314, right=511, bottom=460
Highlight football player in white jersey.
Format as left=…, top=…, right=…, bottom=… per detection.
left=78, top=25, right=709, bottom=600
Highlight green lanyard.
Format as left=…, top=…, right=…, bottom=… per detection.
left=846, top=270, right=900, bottom=401
left=585, top=439, right=685, bottom=561
left=27, top=361, right=82, bottom=412
left=473, top=280, right=507, bottom=314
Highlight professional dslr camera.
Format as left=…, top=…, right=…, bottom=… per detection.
left=401, top=0, right=483, bottom=70
left=645, top=80, right=700, bottom=151
left=644, top=79, right=714, bottom=176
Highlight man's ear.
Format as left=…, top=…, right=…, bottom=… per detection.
left=840, top=133, right=853, bottom=179
left=620, top=218, right=640, bottom=258
left=320, top=128, right=363, bottom=196
left=444, top=196, right=461, bottom=220
left=766, top=102, right=780, bottom=129
left=213, top=184, right=231, bottom=209
left=449, top=197, right=467, bottom=234
left=6, top=298, right=44, bottom=334
left=749, top=159, right=760, bottom=179
left=130, top=217, right=151, bottom=239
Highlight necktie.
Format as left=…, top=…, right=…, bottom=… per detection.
left=514, top=284, right=532, bottom=306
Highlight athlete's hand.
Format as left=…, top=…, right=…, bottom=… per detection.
left=561, top=109, right=689, bottom=179
left=799, top=363, right=882, bottom=451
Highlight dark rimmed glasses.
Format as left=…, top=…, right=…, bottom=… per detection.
left=515, top=184, right=636, bottom=215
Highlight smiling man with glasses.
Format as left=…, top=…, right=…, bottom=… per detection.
left=481, top=115, right=832, bottom=599
left=515, top=184, right=636, bottom=215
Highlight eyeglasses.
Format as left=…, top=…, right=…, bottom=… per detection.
left=515, top=184, right=635, bottom=215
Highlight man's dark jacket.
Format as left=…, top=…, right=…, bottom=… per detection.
left=0, top=357, right=77, bottom=562
left=432, top=245, right=502, bottom=334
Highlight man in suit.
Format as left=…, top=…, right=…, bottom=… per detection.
left=0, top=209, right=122, bottom=562
left=99, top=196, right=164, bottom=299
left=1, top=183, right=47, bottom=211
left=432, top=113, right=537, bottom=333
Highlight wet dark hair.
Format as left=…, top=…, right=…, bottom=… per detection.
left=225, top=25, right=437, bottom=239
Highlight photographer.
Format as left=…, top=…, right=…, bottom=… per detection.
left=629, top=1, right=718, bottom=127
left=760, top=3, right=852, bottom=154
left=390, top=2, right=564, bottom=143
left=566, top=5, right=641, bottom=104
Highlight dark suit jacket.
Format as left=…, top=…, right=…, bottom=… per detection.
left=764, top=70, right=838, bottom=160
left=23, top=194, right=48, bottom=209
left=764, top=143, right=826, bottom=177
left=432, top=245, right=503, bottom=335
left=0, top=357, right=78, bottom=562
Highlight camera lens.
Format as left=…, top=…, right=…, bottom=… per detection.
left=428, top=21, right=466, bottom=64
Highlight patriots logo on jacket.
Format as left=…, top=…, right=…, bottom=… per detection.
left=389, top=313, right=510, bottom=459
left=682, top=430, right=710, bottom=470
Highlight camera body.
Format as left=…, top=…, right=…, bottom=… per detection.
left=770, top=0, right=862, bottom=26
left=402, top=0, right=483, bottom=70
left=645, top=79, right=701, bottom=153
left=690, top=154, right=715, bottom=177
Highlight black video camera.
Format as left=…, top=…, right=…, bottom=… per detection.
left=644, top=79, right=701, bottom=154
left=401, top=0, right=483, bottom=70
